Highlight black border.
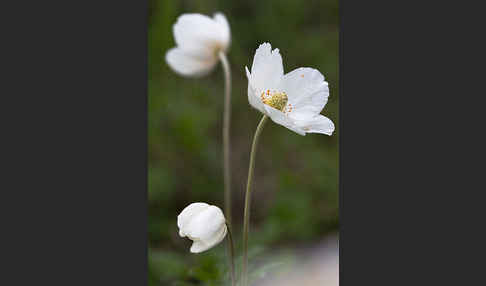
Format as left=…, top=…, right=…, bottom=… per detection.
left=2, top=1, right=148, bottom=285
left=339, top=0, right=476, bottom=284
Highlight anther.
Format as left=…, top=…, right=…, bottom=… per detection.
left=262, top=91, right=288, bottom=111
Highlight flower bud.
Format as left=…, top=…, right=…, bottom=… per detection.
left=165, top=13, right=231, bottom=77
left=177, top=202, right=227, bottom=253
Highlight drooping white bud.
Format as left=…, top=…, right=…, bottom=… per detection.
left=165, top=12, right=231, bottom=77
left=177, top=202, right=227, bottom=253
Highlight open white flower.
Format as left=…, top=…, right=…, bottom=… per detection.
left=177, top=202, right=227, bottom=253
left=165, top=12, right=231, bottom=77
left=245, top=43, right=335, bottom=136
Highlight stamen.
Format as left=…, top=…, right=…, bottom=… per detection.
left=262, top=91, right=288, bottom=111
left=283, top=103, right=293, bottom=114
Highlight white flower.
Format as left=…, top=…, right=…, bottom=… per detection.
left=245, top=43, right=335, bottom=136
left=177, top=202, right=227, bottom=253
left=165, top=12, right=231, bottom=77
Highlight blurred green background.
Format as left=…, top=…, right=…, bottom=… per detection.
left=149, top=0, right=338, bottom=285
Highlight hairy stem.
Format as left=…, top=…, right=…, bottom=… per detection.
left=226, top=223, right=236, bottom=286
left=242, top=115, right=268, bottom=286
left=219, top=51, right=234, bottom=286
left=219, top=51, right=232, bottom=226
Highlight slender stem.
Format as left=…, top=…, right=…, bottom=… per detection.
left=219, top=51, right=234, bottom=286
left=226, top=223, right=236, bottom=286
left=219, top=51, right=232, bottom=226
left=242, top=115, right=269, bottom=286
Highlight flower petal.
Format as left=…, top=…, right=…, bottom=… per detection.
left=295, top=115, right=335, bottom=135
left=248, top=43, right=284, bottom=93
left=173, top=13, right=229, bottom=57
left=193, top=223, right=227, bottom=254
left=177, top=202, right=210, bottom=237
left=189, top=224, right=227, bottom=253
left=165, top=48, right=218, bottom=77
left=186, top=205, right=226, bottom=243
left=279, top=67, right=329, bottom=120
left=264, top=105, right=306, bottom=136
left=246, top=66, right=265, bottom=113
left=213, top=12, right=231, bottom=50
left=190, top=240, right=209, bottom=253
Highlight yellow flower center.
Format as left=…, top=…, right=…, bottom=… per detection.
left=261, top=90, right=288, bottom=111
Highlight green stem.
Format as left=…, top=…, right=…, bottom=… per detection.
left=226, top=223, right=236, bottom=286
left=219, top=51, right=235, bottom=286
left=219, top=51, right=232, bottom=226
left=242, top=115, right=268, bottom=286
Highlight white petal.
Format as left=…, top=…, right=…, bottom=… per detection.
left=191, top=224, right=228, bottom=252
left=246, top=66, right=265, bottom=113
left=190, top=240, right=209, bottom=253
left=173, top=13, right=229, bottom=57
left=263, top=105, right=306, bottom=136
left=165, top=48, right=218, bottom=77
left=295, top=115, right=335, bottom=135
left=186, top=205, right=226, bottom=243
left=248, top=43, right=284, bottom=93
left=279, top=68, right=329, bottom=120
left=177, top=202, right=210, bottom=237
left=190, top=223, right=227, bottom=254
left=213, top=12, right=231, bottom=50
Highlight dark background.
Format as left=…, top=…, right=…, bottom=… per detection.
left=149, top=0, right=339, bottom=285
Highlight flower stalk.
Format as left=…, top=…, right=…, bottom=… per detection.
left=219, top=51, right=232, bottom=227
left=241, top=115, right=268, bottom=286
left=219, top=51, right=235, bottom=286
left=226, top=222, right=236, bottom=286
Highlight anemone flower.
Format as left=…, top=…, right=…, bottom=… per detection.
left=246, top=42, right=334, bottom=136
left=166, top=13, right=230, bottom=77
left=177, top=202, right=228, bottom=253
